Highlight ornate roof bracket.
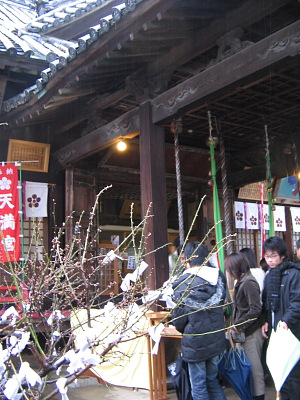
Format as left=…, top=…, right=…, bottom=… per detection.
left=207, top=27, right=253, bottom=68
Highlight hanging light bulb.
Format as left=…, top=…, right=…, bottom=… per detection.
left=117, top=139, right=127, bottom=151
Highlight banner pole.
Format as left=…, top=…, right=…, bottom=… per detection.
left=17, top=162, right=25, bottom=280
left=207, top=111, right=225, bottom=273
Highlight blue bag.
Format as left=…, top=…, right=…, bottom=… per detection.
left=218, top=342, right=253, bottom=400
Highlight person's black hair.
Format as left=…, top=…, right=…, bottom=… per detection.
left=225, top=252, right=250, bottom=280
left=173, top=236, right=180, bottom=249
left=260, top=258, right=269, bottom=273
left=184, top=241, right=209, bottom=267
left=240, top=247, right=257, bottom=269
left=263, top=236, right=288, bottom=259
left=296, top=239, right=300, bottom=250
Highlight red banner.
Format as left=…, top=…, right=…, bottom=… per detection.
left=0, top=164, right=20, bottom=262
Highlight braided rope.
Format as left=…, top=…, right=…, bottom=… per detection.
left=217, top=120, right=233, bottom=254
left=265, top=125, right=274, bottom=236
left=265, top=124, right=272, bottom=185
left=174, top=121, right=185, bottom=246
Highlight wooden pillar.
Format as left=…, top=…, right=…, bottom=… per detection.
left=139, top=101, right=169, bottom=290
left=0, top=76, right=7, bottom=110
left=65, top=167, right=74, bottom=245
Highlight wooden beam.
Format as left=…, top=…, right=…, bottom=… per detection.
left=0, top=55, right=47, bottom=74
left=48, top=88, right=127, bottom=135
left=131, top=137, right=215, bottom=155
left=228, top=163, right=274, bottom=188
left=55, top=117, right=216, bottom=172
left=139, top=100, right=168, bottom=289
left=152, top=19, right=300, bottom=124
left=54, top=108, right=139, bottom=168
left=147, top=0, right=291, bottom=77
left=165, top=142, right=213, bottom=156
left=95, top=88, right=128, bottom=108
left=161, top=8, right=219, bottom=20
left=100, top=164, right=207, bottom=183
left=226, top=158, right=296, bottom=188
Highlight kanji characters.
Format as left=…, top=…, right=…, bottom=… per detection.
left=0, top=193, right=14, bottom=209
left=0, top=214, right=15, bottom=231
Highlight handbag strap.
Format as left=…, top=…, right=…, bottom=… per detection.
left=227, top=328, right=235, bottom=348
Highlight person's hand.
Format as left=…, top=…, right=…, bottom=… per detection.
left=262, top=322, right=268, bottom=338
left=280, top=321, right=288, bottom=330
left=231, top=325, right=239, bottom=333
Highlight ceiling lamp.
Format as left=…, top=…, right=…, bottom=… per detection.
left=117, top=139, right=127, bottom=151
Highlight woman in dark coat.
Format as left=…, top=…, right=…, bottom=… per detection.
left=225, top=252, right=265, bottom=400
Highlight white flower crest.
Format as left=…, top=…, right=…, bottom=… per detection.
left=0, top=177, right=12, bottom=191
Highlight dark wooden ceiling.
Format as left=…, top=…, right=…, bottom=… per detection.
left=1, top=0, right=300, bottom=204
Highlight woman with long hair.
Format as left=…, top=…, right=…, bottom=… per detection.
left=240, top=247, right=266, bottom=298
left=225, top=252, right=265, bottom=400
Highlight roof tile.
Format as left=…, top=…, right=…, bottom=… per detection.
left=1, top=0, right=145, bottom=113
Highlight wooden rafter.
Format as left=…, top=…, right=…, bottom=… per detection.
left=151, top=19, right=300, bottom=124
left=54, top=108, right=139, bottom=168
left=147, top=0, right=291, bottom=77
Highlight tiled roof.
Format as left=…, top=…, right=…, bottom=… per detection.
left=0, top=1, right=35, bottom=29
left=25, top=0, right=104, bottom=34
left=0, top=0, right=143, bottom=113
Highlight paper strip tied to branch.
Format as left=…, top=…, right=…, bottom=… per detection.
left=9, top=331, right=30, bottom=355
left=102, top=250, right=123, bottom=265
left=56, top=377, right=69, bottom=400
left=4, top=376, right=22, bottom=400
left=121, top=261, right=149, bottom=292
left=4, top=362, right=41, bottom=400
left=148, top=323, right=165, bottom=355
left=161, top=284, right=176, bottom=309
left=47, top=310, right=64, bottom=326
left=0, top=306, right=19, bottom=324
left=142, top=290, right=161, bottom=304
left=65, top=348, right=101, bottom=374
left=18, top=361, right=42, bottom=387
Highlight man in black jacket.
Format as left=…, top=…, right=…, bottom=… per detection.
left=262, top=236, right=300, bottom=400
left=296, top=239, right=300, bottom=263
left=171, top=242, right=227, bottom=400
